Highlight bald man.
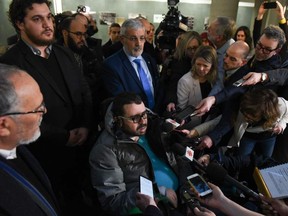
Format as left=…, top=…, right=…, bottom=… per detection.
left=223, top=41, right=250, bottom=79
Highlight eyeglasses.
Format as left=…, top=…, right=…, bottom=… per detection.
left=256, top=42, right=278, bottom=54
left=118, top=110, right=148, bottom=123
left=122, top=35, right=146, bottom=42
left=68, top=30, right=87, bottom=39
left=0, top=101, right=46, bottom=117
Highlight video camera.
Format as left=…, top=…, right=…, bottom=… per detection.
left=157, top=0, right=188, bottom=50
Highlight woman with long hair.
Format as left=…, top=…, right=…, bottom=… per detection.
left=177, top=45, right=217, bottom=126
left=160, top=31, right=202, bottom=113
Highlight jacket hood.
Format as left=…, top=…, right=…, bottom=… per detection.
left=104, top=102, right=116, bottom=136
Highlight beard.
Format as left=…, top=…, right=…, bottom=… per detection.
left=25, top=28, right=55, bottom=46
left=121, top=123, right=147, bottom=137
left=67, top=35, right=86, bottom=55
left=19, top=129, right=41, bottom=145
left=18, top=117, right=42, bottom=145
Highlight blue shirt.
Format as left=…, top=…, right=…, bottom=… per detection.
left=138, top=136, right=179, bottom=191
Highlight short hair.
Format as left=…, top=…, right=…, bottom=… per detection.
left=240, top=88, right=280, bottom=129
left=261, top=25, right=286, bottom=49
left=120, top=19, right=144, bottom=36
left=110, top=23, right=121, bottom=28
left=191, top=45, right=217, bottom=84
left=215, top=16, right=236, bottom=41
left=112, top=92, right=143, bottom=117
left=174, top=31, right=202, bottom=60
left=0, top=64, right=21, bottom=116
left=8, top=0, right=52, bottom=32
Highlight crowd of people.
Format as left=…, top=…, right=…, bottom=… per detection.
left=1, top=0, right=288, bottom=215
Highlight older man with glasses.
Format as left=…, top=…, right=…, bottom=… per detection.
left=102, top=18, right=160, bottom=111
left=0, top=64, right=61, bottom=216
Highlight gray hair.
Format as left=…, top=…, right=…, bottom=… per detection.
left=215, top=16, right=236, bottom=41
left=0, top=64, right=21, bottom=116
left=120, top=18, right=145, bottom=36
left=262, top=25, right=286, bottom=49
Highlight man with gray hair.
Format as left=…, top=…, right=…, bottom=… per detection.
left=0, top=64, right=60, bottom=215
left=102, top=18, right=159, bottom=110
left=208, top=16, right=236, bottom=95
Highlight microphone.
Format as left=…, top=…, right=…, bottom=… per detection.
left=172, top=143, right=260, bottom=200
left=162, top=119, right=180, bottom=133
left=206, top=162, right=260, bottom=201
left=171, top=143, right=206, bottom=172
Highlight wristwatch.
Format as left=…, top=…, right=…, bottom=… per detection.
left=261, top=73, right=268, bottom=82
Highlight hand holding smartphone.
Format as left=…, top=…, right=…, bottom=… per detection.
left=233, top=78, right=245, bottom=87
left=187, top=173, right=212, bottom=198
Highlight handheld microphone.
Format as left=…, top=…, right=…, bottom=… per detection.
left=162, top=119, right=180, bottom=133
left=171, top=143, right=206, bottom=172
left=172, top=142, right=194, bottom=160
left=173, top=143, right=260, bottom=200
left=206, top=162, right=260, bottom=201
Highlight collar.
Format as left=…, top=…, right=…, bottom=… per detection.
left=217, top=38, right=235, bottom=55
left=0, top=147, right=17, bottom=160
left=22, top=39, right=52, bottom=57
left=225, top=68, right=239, bottom=78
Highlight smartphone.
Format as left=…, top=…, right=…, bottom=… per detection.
left=233, top=78, right=245, bottom=87
left=264, top=2, right=277, bottom=9
left=187, top=173, right=212, bottom=198
left=139, top=176, right=154, bottom=198
left=173, top=105, right=197, bottom=123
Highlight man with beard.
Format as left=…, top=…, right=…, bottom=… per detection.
left=0, top=64, right=61, bottom=216
left=60, top=16, right=87, bottom=65
left=90, top=92, right=179, bottom=215
left=0, top=0, right=93, bottom=215
left=102, top=18, right=159, bottom=110
left=60, top=16, right=106, bottom=127
left=74, top=11, right=104, bottom=63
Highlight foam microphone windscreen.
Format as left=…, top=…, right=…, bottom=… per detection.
left=171, top=142, right=186, bottom=156
left=162, top=121, right=175, bottom=133
left=206, top=162, right=228, bottom=183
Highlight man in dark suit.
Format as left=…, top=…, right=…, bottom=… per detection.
left=102, top=18, right=159, bottom=110
left=0, top=64, right=60, bottom=216
left=0, top=0, right=93, bottom=215
left=102, top=22, right=121, bottom=58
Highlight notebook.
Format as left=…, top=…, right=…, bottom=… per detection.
left=253, top=163, right=288, bottom=199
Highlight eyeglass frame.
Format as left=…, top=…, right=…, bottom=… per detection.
left=255, top=42, right=278, bottom=54
left=122, top=35, right=146, bottom=42
left=118, top=110, right=148, bottom=123
left=0, top=101, right=46, bottom=117
left=67, top=30, right=88, bottom=39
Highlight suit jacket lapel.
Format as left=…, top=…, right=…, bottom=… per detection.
left=19, top=41, right=67, bottom=102
left=120, top=50, right=144, bottom=89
